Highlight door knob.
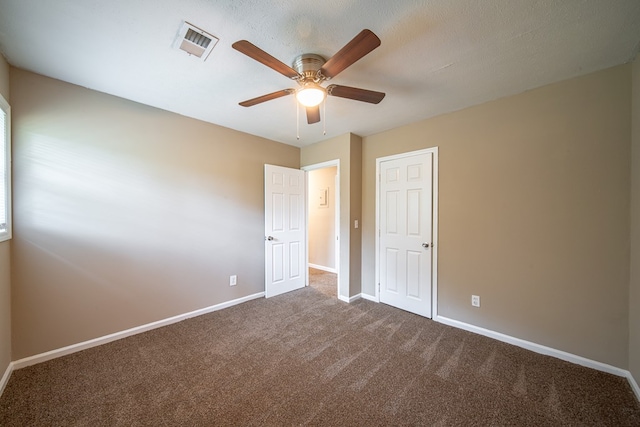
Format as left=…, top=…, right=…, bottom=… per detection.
left=422, top=242, right=430, bottom=248
left=266, top=236, right=275, bottom=241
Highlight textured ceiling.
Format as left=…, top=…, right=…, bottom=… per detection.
left=0, top=0, right=639, bottom=147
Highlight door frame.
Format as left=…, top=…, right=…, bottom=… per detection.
left=302, top=160, right=340, bottom=295
left=375, top=147, right=439, bottom=317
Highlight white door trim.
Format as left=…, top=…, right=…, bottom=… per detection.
left=302, top=160, right=340, bottom=296
left=375, top=147, right=439, bottom=317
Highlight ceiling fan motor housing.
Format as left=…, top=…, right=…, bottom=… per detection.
left=293, top=54, right=326, bottom=83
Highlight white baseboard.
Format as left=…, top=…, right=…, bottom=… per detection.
left=12, top=292, right=265, bottom=371
left=436, top=315, right=639, bottom=403
left=435, top=315, right=634, bottom=381
left=308, top=263, right=337, bottom=274
left=0, top=362, right=13, bottom=396
left=627, top=371, right=640, bottom=402
left=360, top=293, right=377, bottom=302
left=338, top=293, right=362, bottom=303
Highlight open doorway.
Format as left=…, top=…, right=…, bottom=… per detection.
left=305, top=162, right=339, bottom=298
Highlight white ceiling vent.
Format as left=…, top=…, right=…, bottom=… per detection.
left=173, top=21, right=218, bottom=61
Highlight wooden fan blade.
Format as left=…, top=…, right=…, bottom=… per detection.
left=306, top=106, right=321, bottom=124
left=320, top=29, right=381, bottom=79
left=327, top=85, right=385, bottom=104
left=239, top=89, right=294, bottom=107
left=232, top=40, right=300, bottom=79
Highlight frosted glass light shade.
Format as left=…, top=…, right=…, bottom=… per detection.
left=296, top=85, right=326, bottom=107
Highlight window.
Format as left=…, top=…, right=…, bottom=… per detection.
left=0, top=93, right=10, bottom=242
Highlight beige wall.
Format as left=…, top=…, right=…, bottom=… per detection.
left=362, top=65, right=631, bottom=368
left=0, top=54, right=11, bottom=380
left=10, top=69, right=299, bottom=359
left=0, top=55, right=9, bottom=98
left=349, top=134, right=362, bottom=296
left=630, top=57, right=640, bottom=384
left=301, top=133, right=362, bottom=298
left=308, top=167, right=337, bottom=270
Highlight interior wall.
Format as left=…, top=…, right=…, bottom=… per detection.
left=0, top=55, right=11, bottom=381
left=10, top=68, right=300, bottom=360
left=308, top=167, right=337, bottom=270
left=362, top=64, right=631, bottom=368
left=349, top=134, right=362, bottom=297
left=301, top=133, right=361, bottom=299
left=630, top=56, right=640, bottom=385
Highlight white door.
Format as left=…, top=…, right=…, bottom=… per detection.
left=379, top=152, right=433, bottom=317
left=265, top=164, right=306, bottom=298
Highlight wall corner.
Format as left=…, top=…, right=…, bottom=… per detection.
left=629, top=55, right=640, bottom=390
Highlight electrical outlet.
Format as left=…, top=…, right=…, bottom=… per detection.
left=230, top=275, right=237, bottom=286
left=471, top=295, right=480, bottom=307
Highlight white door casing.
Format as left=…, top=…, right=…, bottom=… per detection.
left=265, top=164, right=306, bottom=298
left=377, top=149, right=436, bottom=318
left=302, top=159, right=341, bottom=298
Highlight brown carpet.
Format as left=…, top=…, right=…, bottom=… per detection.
left=309, top=267, right=337, bottom=298
left=1, top=284, right=639, bottom=426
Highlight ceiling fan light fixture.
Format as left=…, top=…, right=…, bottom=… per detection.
left=296, top=84, right=326, bottom=107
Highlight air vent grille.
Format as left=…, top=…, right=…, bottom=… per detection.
left=185, top=28, right=211, bottom=49
left=173, top=22, right=218, bottom=61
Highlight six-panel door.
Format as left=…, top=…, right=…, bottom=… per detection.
left=379, top=153, right=433, bottom=317
left=264, top=164, right=306, bottom=298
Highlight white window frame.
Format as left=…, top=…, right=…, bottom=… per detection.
left=0, top=93, right=11, bottom=242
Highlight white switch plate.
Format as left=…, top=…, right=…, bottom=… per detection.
left=230, top=275, right=237, bottom=286
left=354, top=220, right=359, bottom=229
left=471, top=295, right=480, bottom=307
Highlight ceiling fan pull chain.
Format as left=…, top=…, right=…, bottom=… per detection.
left=296, top=97, right=300, bottom=140
left=323, top=100, right=326, bottom=135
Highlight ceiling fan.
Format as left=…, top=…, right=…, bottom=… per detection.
left=232, top=29, right=385, bottom=125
